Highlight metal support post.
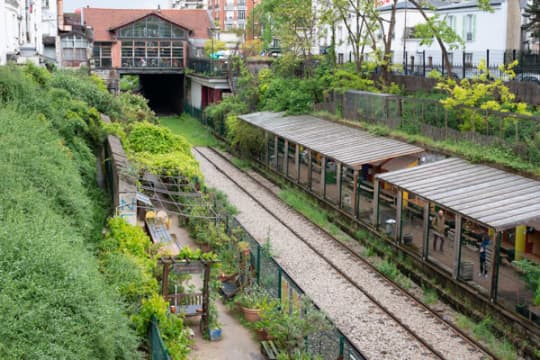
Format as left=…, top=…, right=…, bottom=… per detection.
left=283, top=140, right=288, bottom=176
left=273, top=135, right=278, bottom=170
left=295, top=144, right=300, bottom=184
left=453, top=214, right=462, bottom=279
left=396, top=190, right=402, bottom=242
left=422, top=202, right=430, bottom=260
left=321, top=156, right=326, bottom=198
left=337, top=162, right=342, bottom=208
left=372, top=179, right=380, bottom=226
left=352, top=169, right=359, bottom=219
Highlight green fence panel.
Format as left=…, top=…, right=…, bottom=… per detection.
left=149, top=316, right=171, bottom=360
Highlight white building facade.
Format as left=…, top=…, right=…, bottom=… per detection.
left=169, top=0, right=206, bottom=9
left=316, top=0, right=524, bottom=72
left=0, top=0, right=58, bottom=65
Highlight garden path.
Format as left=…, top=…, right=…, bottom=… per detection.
left=166, top=214, right=263, bottom=360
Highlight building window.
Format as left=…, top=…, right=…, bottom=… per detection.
left=404, top=27, right=418, bottom=39
left=61, top=34, right=88, bottom=66
left=42, top=0, right=50, bottom=9
left=464, top=14, right=475, bottom=41
left=92, top=42, right=112, bottom=68
left=121, top=40, right=183, bottom=68
left=238, top=10, right=245, bottom=20
left=338, top=53, right=344, bottom=64
left=117, top=15, right=186, bottom=39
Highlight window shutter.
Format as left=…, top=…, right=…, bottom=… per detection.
left=472, top=14, right=477, bottom=41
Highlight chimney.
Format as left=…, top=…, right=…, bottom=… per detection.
left=57, top=0, right=72, bottom=32
left=57, top=0, right=64, bottom=31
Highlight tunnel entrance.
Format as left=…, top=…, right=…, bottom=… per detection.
left=139, top=74, right=184, bottom=114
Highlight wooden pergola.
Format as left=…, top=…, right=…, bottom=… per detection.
left=238, top=112, right=424, bottom=218
left=159, top=256, right=219, bottom=332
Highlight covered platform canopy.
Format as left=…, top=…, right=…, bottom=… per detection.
left=376, top=157, right=540, bottom=232
left=239, top=112, right=424, bottom=170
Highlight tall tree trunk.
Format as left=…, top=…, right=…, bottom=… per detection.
left=381, top=0, right=399, bottom=84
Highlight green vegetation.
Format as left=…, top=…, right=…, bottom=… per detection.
left=0, top=64, right=141, bottom=358
left=513, top=259, right=540, bottom=305
left=119, top=74, right=140, bottom=92
left=422, top=287, right=439, bottom=305
left=159, top=114, right=219, bottom=146
left=455, top=315, right=517, bottom=360
left=278, top=188, right=349, bottom=243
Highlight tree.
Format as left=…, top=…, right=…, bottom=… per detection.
left=324, top=0, right=382, bottom=72
left=204, top=39, right=227, bottom=57
left=524, top=0, right=540, bottom=41
left=261, top=0, right=319, bottom=76
left=409, top=0, right=491, bottom=77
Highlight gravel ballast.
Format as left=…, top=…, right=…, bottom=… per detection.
left=195, top=147, right=489, bottom=360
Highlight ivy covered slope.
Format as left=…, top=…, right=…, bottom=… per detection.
left=0, top=65, right=140, bottom=359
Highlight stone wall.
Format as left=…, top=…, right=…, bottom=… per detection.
left=103, top=133, right=138, bottom=225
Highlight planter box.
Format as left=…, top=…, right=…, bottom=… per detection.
left=209, top=328, right=222, bottom=341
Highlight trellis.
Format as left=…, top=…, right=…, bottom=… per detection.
left=159, top=256, right=219, bottom=332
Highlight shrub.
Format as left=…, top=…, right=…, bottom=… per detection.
left=0, top=107, right=140, bottom=359
left=126, top=122, right=191, bottom=154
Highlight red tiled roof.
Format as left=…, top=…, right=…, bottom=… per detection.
left=83, top=8, right=211, bottom=41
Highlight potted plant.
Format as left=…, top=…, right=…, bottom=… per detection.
left=207, top=302, right=222, bottom=341
left=266, top=297, right=331, bottom=358
left=235, top=285, right=268, bottom=322
left=254, top=299, right=279, bottom=340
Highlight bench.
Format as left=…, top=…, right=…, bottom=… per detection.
left=168, top=293, right=203, bottom=317
left=261, top=340, right=279, bottom=360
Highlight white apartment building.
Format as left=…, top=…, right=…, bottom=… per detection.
left=169, top=0, right=206, bottom=9
left=318, top=0, right=524, bottom=70
left=0, top=0, right=58, bottom=65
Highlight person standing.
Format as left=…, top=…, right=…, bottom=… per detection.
left=479, top=234, right=490, bottom=278
left=432, top=209, right=446, bottom=252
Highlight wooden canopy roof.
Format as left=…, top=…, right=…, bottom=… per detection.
left=238, top=112, right=424, bottom=170
left=376, top=158, right=540, bottom=231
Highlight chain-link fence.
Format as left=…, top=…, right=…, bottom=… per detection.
left=183, top=103, right=226, bottom=137
left=316, top=90, right=540, bottom=166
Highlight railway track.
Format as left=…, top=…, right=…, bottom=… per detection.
left=194, top=146, right=495, bottom=360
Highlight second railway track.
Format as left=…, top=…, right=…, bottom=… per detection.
left=194, top=146, right=495, bottom=360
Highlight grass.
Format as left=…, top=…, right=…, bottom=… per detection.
left=422, top=287, right=439, bottom=305
left=231, top=157, right=252, bottom=170
left=455, top=315, right=518, bottom=360
left=278, top=188, right=352, bottom=244
left=159, top=113, right=219, bottom=147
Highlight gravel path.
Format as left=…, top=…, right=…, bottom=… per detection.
left=195, top=147, right=489, bottom=360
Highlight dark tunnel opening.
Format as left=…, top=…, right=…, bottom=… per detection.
left=139, top=74, right=184, bottom=114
